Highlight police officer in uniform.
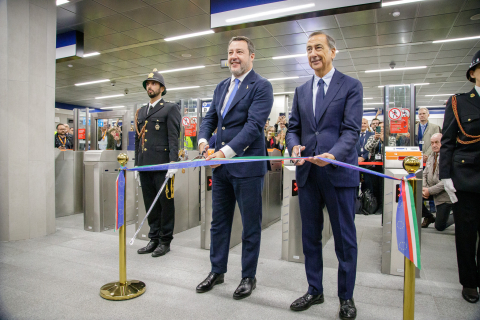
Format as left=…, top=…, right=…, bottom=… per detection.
left=440, top=50, right=480, bottom=303
left=135, top=69, right=181, bottom=257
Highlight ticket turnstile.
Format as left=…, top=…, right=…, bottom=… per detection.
left=382, top=147, right=422, bottom=277
left=281, top=166, right=332, bottom=263
left=135, top=167, right=201, bottom=240
left=55, top=149, right=84, bottom=217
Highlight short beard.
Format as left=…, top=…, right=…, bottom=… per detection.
left=148, top=91, right=160, bottom=99
left=230, top=62, right=247, bottom=77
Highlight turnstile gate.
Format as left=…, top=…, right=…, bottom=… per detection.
left=55, top=149, right=84, bottom=217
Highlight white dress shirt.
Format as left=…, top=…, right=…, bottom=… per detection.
left=198, top=69, right=253, bottom=158
left=148, top=97, right=162, bottom=113
left=476, top=85, right=480, bottom=96
left=312, top=67, right=335, bottom=116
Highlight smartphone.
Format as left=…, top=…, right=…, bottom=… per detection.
left=376, top=126, right=381, bottom=133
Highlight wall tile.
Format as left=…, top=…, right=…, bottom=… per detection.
left=28, top=4, right=47, bottom=80
left=45, top=160, right=56, bottom=235
left=0, top=160, right=10, bottom=241
left=28, top=76, right=47, bottom=161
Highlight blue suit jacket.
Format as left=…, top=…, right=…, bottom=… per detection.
left=356, top=131, right=373, bottom=159
left=286, top=70, right=363, bottom=188
left=198, top=69, right=274, bottom=178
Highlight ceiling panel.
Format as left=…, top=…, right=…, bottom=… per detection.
left=96, top=33, right=140, bottom=46
left=122, top=27, right=164, bottom=42
left=411, top=28, right=450, bottom=42
left=177, top=14, right=210, bottom=31
left=344, top=36, right=378, bottom=48
left=415, top=13, right=457, bottom=31
left=94, top=14, right=144, bottom=32
left=376, top=5, right=418, bottom=22
left=377, top=32, right=412, bottom=45
left=377, top=19, right=415, bottom=35
left=57, top=8, right=87, bottom=28
left=417, top=0, right=463, bottom=17
left=123, top=6, right=172, bottom=26
left=296, top=15, right=338, bottom=32
left=335, top=10, right=376, bottom=27
left=95, top=0, right=148, bottom=13
left=263, top=21, right=304, bottom=36
left=61, top=0, right=117, bottom=20
left=341, top=24, right=376, bottom=39
left=72, top=20, right=117, bottom=39
left=154, top=0, right=205, bottom=20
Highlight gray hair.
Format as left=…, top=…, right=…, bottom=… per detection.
left=308, top=31, right=336, bottom=50
left=229, top=36, right=255, bottom=54
left=431, top=133, right=442, bottom=141
left=418, top=107, right=429, bottom=114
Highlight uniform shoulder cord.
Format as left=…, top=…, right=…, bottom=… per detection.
left=452, top=95, right=480, bottom=144
left=135, top=108, right=148, bottom=150
left=166, top=175, right=175, bottom=199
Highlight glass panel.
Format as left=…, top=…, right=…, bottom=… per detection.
left=385, top=85, right=412, bottom=147
left=97, top=118, right=122, bottom=150
left=181, top=98, right=198, bottom=151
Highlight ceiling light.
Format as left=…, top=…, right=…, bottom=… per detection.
left=414, top=83, right=430, bottom=86
left=365, top=66, right=427, bottom=73
left=364, top=102, right=384, bottom=105
left=425, top=94, right=453, bottom=97
left=95, top=94, right=124, bottom=100
left=83, top=52, right=100, bottom=58
left=100, top=106, right=125, bottom=109
left=363, top=108, right=378, bottom=110
left=382, top=0, right=425, bottom=7
left=272, top=53, right=307, bottom=60
left=274, top=92, right=295, bottom=95
left=363, top=98, right=373, bottom=100
left=226, top=3, right=315, bottom=23
left=268, top=76, right=299, bottom=81
left=160, top=66, right=205, bottom=73
left=417, top=105, right=445, bottom=108
left=68, top=64, right=73, bottom=68
left=164, top=30, right=214, bottom=42
left=56, top=0, right=69, bottom=5
left=75, top=79, right=110, bottom=86
left=392, top=10, right=401, bottom=17
left=168, top=86, right=201, bottom=91
left=432, top=35, right=480, bottom=43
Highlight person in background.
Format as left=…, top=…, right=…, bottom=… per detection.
left=357, top=118, right=373, bottom=163
left=55, top=123, right=73, bottom=149
left=370, top=118, right=380, bottom=132
left=364, top=122, right=384, bottom=215
left=421, top=133, right=453, bottom=230
left=107, top=126, right=122, bottom=150
left=275, top=115, right=288, bottom=133
left=265, top=118, right=270, bottom=131
left=440, top=50, right=480, bottom=304
left=265, top=126, right=279, bottom=149
left=415, top=107, right=441, bottom=162
left=68, top=127, right=74, bottom=136
left=275, top=130, right=286, bottom=152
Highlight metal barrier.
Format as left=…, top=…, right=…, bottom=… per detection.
left=55, top=149, right=84, bottom=217
left=83, top=150, right=136, bottom=232
left=281, top=166, right=332, bottom=263
left=135, top=167, right=201, bottom=240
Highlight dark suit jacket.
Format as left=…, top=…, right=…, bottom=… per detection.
left=286, top=70, right=363, bottom=188
left=135, top=98, right=181, bottom=166
left=356, top=131, right=373, bottom=160
left=198, top=69, right=274, bottom=178
left=440, top=88, right=480, bottom=192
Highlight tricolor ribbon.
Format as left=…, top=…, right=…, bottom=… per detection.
left=115, top=171, right=125, bottom=230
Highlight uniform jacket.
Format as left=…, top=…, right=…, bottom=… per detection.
left=356, top=131, right=373, bottom=160
left=198, top=69, right=274, bottom=178
left=423, top=152, right=450, bottom=206
left=135, top=98, right=181, bottom=166
left=440, top=88, right=480, bottom=192
left=286, top=70, right=363, bottom=188
left=415, top=120, right=441, bottom=157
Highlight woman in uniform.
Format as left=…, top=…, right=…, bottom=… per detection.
left=440, top=50, right=480, bottom=303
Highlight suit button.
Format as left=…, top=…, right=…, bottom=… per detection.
left=315, top=132, right=319, bottom=135
left=468, top=119, right=471, bottom=121
left=144, top=148, right=147, bottom=151
left=144, top=139, right=147, bottom=142
left=222, top=127, right=225, bottom=130
left=221, top=142, right=225, bottom=146
left=145, top=130, right=148, bottom=132
left=462, top=160, right=465, bottom=163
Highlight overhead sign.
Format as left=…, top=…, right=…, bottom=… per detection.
left=220, top=59, right=229, bottom=68
left=182, top=116, right=191, bottom=126
left=388, top=108, right=401, bottom=121
left=210, top=0, right=381, bottom=29
left=202, top=101, right=212, bottom=113
left=56, top=31, right=84, bottom=61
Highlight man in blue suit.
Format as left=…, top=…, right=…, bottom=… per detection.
left=286, top=31, right=362, bottom=320
left=195, top=36, right=274, bottom=300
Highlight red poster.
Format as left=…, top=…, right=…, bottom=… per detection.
left=78, top=128, right=86, bottom=139
left=390, top=119, right=408, bottom=133
left=185, top=123, right=196, bottom=137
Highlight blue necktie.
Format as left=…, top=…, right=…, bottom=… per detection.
left=222, top=78, right=240, bottom=118
left=315, top=79, right=325, bottom=123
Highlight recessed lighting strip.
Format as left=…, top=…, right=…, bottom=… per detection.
left=56, top=0, right=69, bottom=5
left=226, top=3, right=315, bottom=23
left=272, top=53, right=306, bottom=60
left=95, top=94, right=124, bottom=100
left=83, top=52, right=100, bottom=58
left=432, top=35, right=480, bottom=43
left=75, top=79, right=109, bottom=86
left=168, top=86, right=201, bottom=91
left=382, top=0, right=425, bottom=7
left=274, top=92, right=295, bottom=95
left=165, top=30, right=214, bottom=42
left=425, top=94, right=453, bottom=97
left=100, top=106, right=125, bottom=109
left=364, top=102, right=384, bottom=105
left=366, top=66, right=427, bottom=73
left=269, top=76, right=299, bottom=81
left=160, top=66, right=205, bottom=73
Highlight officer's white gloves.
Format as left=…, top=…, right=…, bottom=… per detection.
left=167, top=168, right=178, bottom=178
left=442, top=178, right=458, bottom=203
left=134, top=171, right=141, bottom=187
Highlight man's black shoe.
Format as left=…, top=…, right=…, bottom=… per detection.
left=339, top=298, right=357, bottom=320
left=152, top=244, right=170, bottom=257
left=290, top=292, right=324, bottom=311
left=462, top=287, right=479, bottom=303
left=196, top=272, right=224, bottom=293
left=233, top=277, right=256, bottom=300
left=137, top=240, right=158, bottom=254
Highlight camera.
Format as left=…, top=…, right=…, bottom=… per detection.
left=111, top=80, right=116, bottom=86
left=124, top=88, right=129, bottom=95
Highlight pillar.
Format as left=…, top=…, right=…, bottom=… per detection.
left=0, top=0, right=57, bottom=241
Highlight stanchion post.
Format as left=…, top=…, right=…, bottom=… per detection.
left=402, top=156, right=420, bottom=320
left=100, top=153, right=146, bottom=300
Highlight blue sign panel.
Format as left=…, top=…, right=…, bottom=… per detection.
left=98, top=119, right=104, bottom=127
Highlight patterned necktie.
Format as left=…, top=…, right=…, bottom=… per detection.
left=222, top=78, right=240, bottom=118
left=433, top=153, right=438, bottom=173
left=315, top=78, right=325, bottom=123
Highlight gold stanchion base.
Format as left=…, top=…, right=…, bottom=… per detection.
left=100, top=280, right=146, bottom=300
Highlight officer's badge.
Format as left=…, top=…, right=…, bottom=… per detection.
left=471, top=93, right=475, bottom=98
left=155, top=124, right=160, bottom=130
left=148, top=73, right=154, bottom=78
left=153, top=68, right=158, bottom=72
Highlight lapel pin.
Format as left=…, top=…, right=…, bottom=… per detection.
left=160, top=103, right=163, bottom=105
left=246, top=85, right=248, bottom=89
left=471, top=93, right=475, bottom=98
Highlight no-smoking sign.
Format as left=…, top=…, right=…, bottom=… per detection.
left=388, top=108, right=401, bottom=121
left=182, top=116, right=190, bottom=126
left=401, top=108, right=410, bottom=118
left=191, top=117, right=197, bottom=124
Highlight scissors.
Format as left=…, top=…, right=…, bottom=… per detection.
left=291, top=145, right=302, bottom=165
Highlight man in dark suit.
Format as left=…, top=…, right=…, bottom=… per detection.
left=440, top=50, right=480, bottom=304
left=356, top=118, right=373, bottom=163
left=286, top=31, right=362, bottom=320
left=135, top=69, right=181, bottom=258
left=195, top=36, right=274, bottom=300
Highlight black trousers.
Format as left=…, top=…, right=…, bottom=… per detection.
left=434, top=203, right=454, bottom=231
left=139, top=171, right=175, bottom=245
left=453, top=191, right=480, bottom=289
